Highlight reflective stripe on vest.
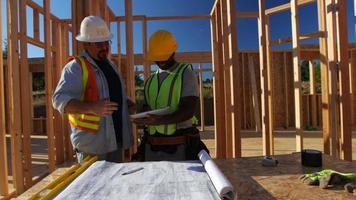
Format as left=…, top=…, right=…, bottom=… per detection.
left=68, top=56, right=100, bottom=133
left=144, top=63, right=191, bottom=135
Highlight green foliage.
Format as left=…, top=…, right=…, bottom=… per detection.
left=33, top=72, right=45, bottom=91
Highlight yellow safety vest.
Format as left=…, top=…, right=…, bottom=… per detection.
left=68, top=56, right=100, bottom=133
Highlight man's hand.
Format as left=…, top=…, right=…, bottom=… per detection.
left=65, top=99, right=118, bottom=116
left=90, top=100, right=118, bottom=116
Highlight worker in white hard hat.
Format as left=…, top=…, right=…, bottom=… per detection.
left=132, top=30, right=209, bottom=161
left=52, top=16, right=134, bottom=163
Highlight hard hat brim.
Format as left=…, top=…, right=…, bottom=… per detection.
left=75, top=33, right=113, bottom=43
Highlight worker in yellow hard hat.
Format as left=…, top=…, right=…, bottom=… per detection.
left=52, top=16, right=134, bottom=163
left=132, top=30, right=209, bottom=161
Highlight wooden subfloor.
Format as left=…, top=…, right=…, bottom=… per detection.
left=3, top=126, right=356, bottom=199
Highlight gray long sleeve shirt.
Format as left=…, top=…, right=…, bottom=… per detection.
left=52, top=51, right=133, bottom=155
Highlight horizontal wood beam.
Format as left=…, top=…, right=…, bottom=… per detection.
left=236, top=12, right=258, bottom=18
left=27, top=0, right=60, bottom=21
left=266, top=0, right=316, bottom=15
left=116, top=15, right=210, bottom=22
left=270, top=31, right=325, bottom=46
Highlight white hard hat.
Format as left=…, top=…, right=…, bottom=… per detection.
left=76, top=16, right=113, bottom=42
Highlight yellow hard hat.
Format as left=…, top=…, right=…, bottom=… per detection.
left=147, top=30, right=177, bottom=61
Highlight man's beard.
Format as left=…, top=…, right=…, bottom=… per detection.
left=97, top=50, right=108, bottom=60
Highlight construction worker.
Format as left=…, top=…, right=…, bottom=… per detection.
left=52, top=16, right=133, bottom=163
left=132, top=30, right=208, bottom=161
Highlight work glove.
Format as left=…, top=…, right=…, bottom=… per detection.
left=344, top=181, right=356, bottom=194
left=300, top=169, right=356, bottom=189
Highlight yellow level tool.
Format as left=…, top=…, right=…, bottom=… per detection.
left=29, top=155, right=97, bottom=200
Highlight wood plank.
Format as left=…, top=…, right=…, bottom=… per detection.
left=125, top=0, right=137, bottom=157
left=335, top=0, right=352, bottom=161
left=19, top=0, right=33, bottom=189
left=291, top=0, right=304, bottom=152
left=44, top=0, right=56, bottom=172
left=198, top=64, right=205, bottom=131
left=220, top=0, right=233, bottom=158
left=116, top=15, right=210, bottom=22
left=7, top=0, right=25, bottom=194
left=33, top=10, right=40, bottom=41
left=265, top=0, right=316, bottom=15
left=258, top=0, right=273, bottom=155
left=0, top=0, right=9, bottom=195
left=142, top=17, right=150, bottom=81
left=26, top=0, right=60, bottom=21
left=242, top=54, right=247, bottom=129
left=211, top=7, right=226, bottom=158
left=317, top=0, right=331, bottom=155
left=309, top=61, right=318, bottom=128
left=117, top=22, right=122, bottom=71
left=283, top=52, right=290, bottom=128
left=248, top=55, right=262, bottom=132
left=325, top=0, right=340, bottom=159
left=236, top=12, right=258, bottom=19
left=270, top=31, right=325, bottom=46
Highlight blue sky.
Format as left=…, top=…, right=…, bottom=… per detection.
left=1, top=0, right=356, bottom=57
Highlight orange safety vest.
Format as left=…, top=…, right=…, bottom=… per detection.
left=67, top=56, right=100, bottom=133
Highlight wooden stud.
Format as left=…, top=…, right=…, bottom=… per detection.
left=258, top=0, right=273, bottom=156
left=117, top=22, right=122, bottom=71
left=7, top=0, right=25, bottom=194
left=317, top=0, right=331, bottom=155
left=198, top=64, right=205, bottom=131
left=0, top=0, right=9, bottom=195
left=265, top=0, right=316, bottom=16
left=220, top=0, right=233, bottom=158
left=325, top=0, right=340, bottom=159
left=248, top=55, right=262, bottom=132
left=309, top=61, right=318, bottom=128
left=283, top=52, right=290, bottom=128
left=33, top=10, right=40, bottom=41
left=211, top=6, right=226, bottom=158
left=291, top=0, right=304, bottom=152
left=242, top=53, right=247, bottom=129
left=44, top=0, right=56, bottom=172
left=125, top=0, right=137, bottom=156
left=335, top=0, right=352, bottom=161
left=142, top=17, right=150, bottom=81
left=19, top=0, right=33, bottom=188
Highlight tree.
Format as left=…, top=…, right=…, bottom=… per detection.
left=2, top=39, right=7, bottom=59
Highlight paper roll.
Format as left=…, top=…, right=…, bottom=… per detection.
left=198, top=150, right=236, bottom=200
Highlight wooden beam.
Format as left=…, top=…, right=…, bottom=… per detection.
left=283, top=52, right=290, bottom=128
left=317, top=0, right=331, bottom=155
left=291, top=0, right=304, bottom=152
left=116, top=22, right=122, bottom=71
left=33, top=10, right=40, bottom=41
left=19, top=0, right=33, bottom=189
left=236, top=12, right=258, bottom=19
left=26, top=0, right=60, bottom=21
left=336, top=0, right=352, bottom=161
left=226, top=0, right=241, bottom=158
left=266, top=0, right=316, bottom=15
left=198, top=64, right=205, bottom=131
left=0, top=0, right=9, bottom=195
left=270, top=31, right=325, bottom=46
left=142, top=17, right=150, bottom=81
left=242, top=54, right=247, bottom=129
left=116, top=15, right=210, bottom=22
left=125, top=0, right=137, bottom=157
left=309, top=61, right=318, bottom=128
left=44, top=0, right=56, bottom=172
left=7, top=0, right=25, bottom=194
left=258, top=0, right=273, bottom=156
left=211, top=5, right=226, bottom=158
left=326, top=0, right=340, bottom=159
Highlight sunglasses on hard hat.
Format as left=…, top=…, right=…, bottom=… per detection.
left=88, top=40, right=112, bottom=47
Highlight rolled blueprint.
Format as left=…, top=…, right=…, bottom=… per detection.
left=198, top=150, right=236, bottom=200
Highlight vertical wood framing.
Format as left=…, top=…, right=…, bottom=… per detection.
left=7, top=0, right=25, bottom=193
left=335, top=0, right=352, bottom=161
left=220, top=0, right=233, bottom=158
left=317, top=0, right=331, bottom=155
left=309, top=61, right=318, bottom=127
left=226, top=0, right=241, bottom=157
left=117, top=22, right=122, bottom=71
left=258, top=0, right=273, bottom=156
left=325, top=0, right=340, bottom=159
left=0, top=0, right=9, bottom=195
left=242, top=54, right=247, bottom=129
left=19, top=0, right=33, bottom=188
left=198, top=64, right=205, bottom=131
left=44, top=0, right=56, bottom=172
left=211, top=5, right=227, bottom=158
left=291, top=0, right=304, bottom=152
left=142, top=17, right=150, bottom=81
left=33, top=10, right=40, bottom=41
left=248, top=55, right=262, bottom=132
left=125, top=0, right=137, bottom=156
